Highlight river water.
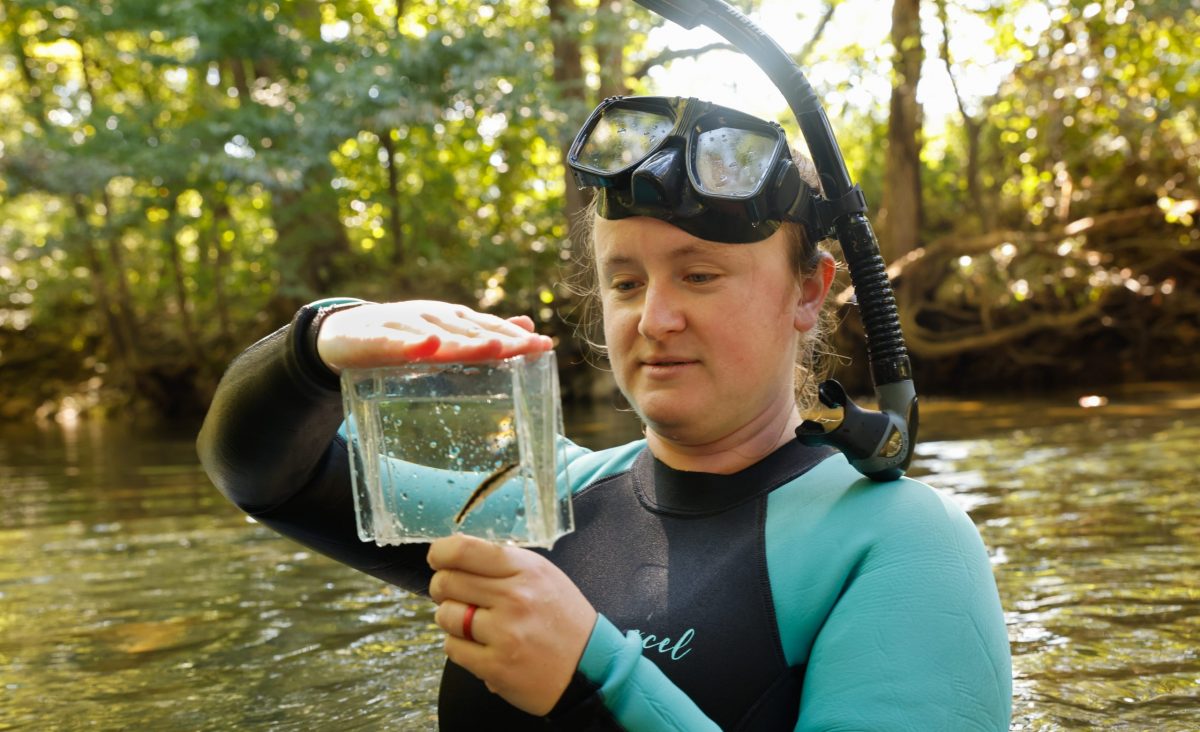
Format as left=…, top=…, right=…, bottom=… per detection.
left=1, top=384, right=1197, bottom=731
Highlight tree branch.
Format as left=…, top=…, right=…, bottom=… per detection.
left=935, top=0, right=970, bottom=122
left=831, top=199, right=1199, bottom=359
left=631, top=2, right=837, bottom=84
left=835, top=200, right=1199, bottom=306
left=902, top=298, right=1107, bottom=358
left=631, top=42, right=736, bottom=79
left=795, top=1, right=839, bottom=69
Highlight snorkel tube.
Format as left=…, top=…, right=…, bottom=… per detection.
left=633, top=0, right=918, bottom=481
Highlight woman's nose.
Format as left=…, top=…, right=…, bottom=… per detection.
left=637, top=282, right=686, bottom=340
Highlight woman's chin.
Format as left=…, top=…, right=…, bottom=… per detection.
left=629, top=398, right=691, bottom=434
left=639, top=411, right=714, bottom=447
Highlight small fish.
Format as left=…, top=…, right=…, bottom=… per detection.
left=454, top=461, right=520, bottom=525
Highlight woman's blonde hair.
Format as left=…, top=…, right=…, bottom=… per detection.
left=564, top=151, right=836, bottom=416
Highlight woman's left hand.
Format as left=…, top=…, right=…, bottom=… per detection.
left=427, top=534, right=598, bottom=716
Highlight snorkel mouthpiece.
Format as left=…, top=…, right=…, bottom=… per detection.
left=796, top=380, right=919, bottom=482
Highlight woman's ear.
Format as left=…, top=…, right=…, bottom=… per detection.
left=794, top=252, right=835, bottom=333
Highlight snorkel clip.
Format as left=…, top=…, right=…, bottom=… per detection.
left=792, top=185, right=869, bottom=245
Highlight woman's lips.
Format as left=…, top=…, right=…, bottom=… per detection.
left=639, top=358, right=698, bottom=377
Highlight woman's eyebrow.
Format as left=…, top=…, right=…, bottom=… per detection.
left=600, top=253, right=636, bottom=271
left=667, top=242, right=724, bottom=260
left=601, top=242, right=725, bottom=271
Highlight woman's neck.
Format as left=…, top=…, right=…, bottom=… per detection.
left=644, top=402, right=803, bottom=475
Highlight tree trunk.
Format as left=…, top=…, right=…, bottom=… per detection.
left=99, top=191, right=143, bottom=354
left=73, top=196, right=137, bottom=373
left=594, top=1, right=628, bottom=99
left=964, top=118, right=990, bottom=229
left=209, top=197, right=235, bottom=349
left=883, top=0, right=924, bottom=261
left=2, top=0, right=46, bottom=127
left=548, top=0, right=590, bottom=250
left=163, top=197, right=204, bottom=366
left=224, top=57, right=252, bottom=101
left=936, top=0, right=990, bottom=232
left=381, top=130, right=406, bottom=268
left=270, top=170, right=352, bottom=296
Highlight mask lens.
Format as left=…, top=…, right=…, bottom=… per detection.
left=577, top=108, right=674, bottom=174
left=694, top=126, right=778, bottom=196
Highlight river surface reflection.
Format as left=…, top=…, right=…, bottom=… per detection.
left=1, top=384, right=1197, bottom=730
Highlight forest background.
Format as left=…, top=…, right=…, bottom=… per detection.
left=0, top=0, right=1196, bottom=423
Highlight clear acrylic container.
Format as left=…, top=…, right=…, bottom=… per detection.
left=340, top=351, right=572, bottom=548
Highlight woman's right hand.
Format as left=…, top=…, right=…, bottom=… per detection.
left=316, top=300, right=553, bottom=373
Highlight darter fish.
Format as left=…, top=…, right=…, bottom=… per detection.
left=454, top=461, right=520, bottom=525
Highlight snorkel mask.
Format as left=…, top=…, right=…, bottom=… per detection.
left=573, top=0, right=919, bottom=481
left=569, top=95, right=824, bottom=244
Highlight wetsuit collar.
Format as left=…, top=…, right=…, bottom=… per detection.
left=631, top=441, right=834, bottom=516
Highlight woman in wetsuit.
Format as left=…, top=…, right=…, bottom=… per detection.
left=197, top=95, right=1012, bottom=730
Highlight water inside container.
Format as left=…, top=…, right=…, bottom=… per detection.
left=340, top=352, right=572, bottom=547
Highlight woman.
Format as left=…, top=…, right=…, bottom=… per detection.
left=198, top=95, right=1012, bottom=730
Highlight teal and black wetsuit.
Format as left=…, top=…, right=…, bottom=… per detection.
left=198, top=302, right=1013, bottom=731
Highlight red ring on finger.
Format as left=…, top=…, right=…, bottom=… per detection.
left=462, top=603, right=478, bottom=643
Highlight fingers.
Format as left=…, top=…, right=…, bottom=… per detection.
left=441, top=635, right=495, bottom=697
left=318, top=301, right=552, bottom=370
left=505, top=315, right=536, bottom=333
left=421, top=310, right=552, bottom=360
left=427, top=534, right=521, bottom=578
left=426, top=535, right=598, bottom=717
left=412, top=303, right=551, bottom=358
left=430, top=309, right=528, bottom=339
left=330, top=331, right=443, bottom=369
left=428, top=569, right=516, bottom=608
left=435, top=600, right=487, bottom=645
left=436, top=606, right=494, bottom=692
left=427, top=536, right=527, bottom=607
left=317, top=327, right=442, bottom=372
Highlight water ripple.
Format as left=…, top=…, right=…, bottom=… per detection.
left=2, top=388, right=1199, bottom=730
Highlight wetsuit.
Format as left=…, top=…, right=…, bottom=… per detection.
left=197, top=301, right=1013, bottom=731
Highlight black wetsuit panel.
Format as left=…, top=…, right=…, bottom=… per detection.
left=439, top=445, right=828, bottom=730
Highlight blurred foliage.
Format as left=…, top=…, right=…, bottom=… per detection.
left=0, top=0, right=655, bottom=418
left=0, top=0, right=1197, bottom=420
left=886, top=0, right=1200, bottom=392
left=935, top=0, right=1198, bottom=229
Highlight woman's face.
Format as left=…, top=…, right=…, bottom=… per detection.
left=594, top=216, right=829, bottom=447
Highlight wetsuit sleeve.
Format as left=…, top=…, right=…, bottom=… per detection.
left=196, top=299, right=435, bottom=593
left=767, top=457, right=1012, bottom=732
left=550, top=615, right=719, bottom=731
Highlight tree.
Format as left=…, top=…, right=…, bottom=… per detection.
left=0, top=0, right=667, bottom=419
left=882, top=0, right=923, bottom=261
left=1, top=0, right=1196, bottom=419
left=880, top=0, right=1200, bottom=386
